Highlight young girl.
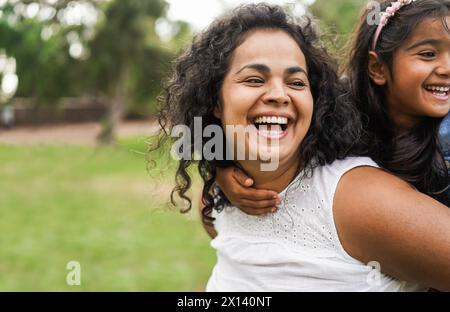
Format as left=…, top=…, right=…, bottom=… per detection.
left=213, top=1, right=450, bottom=291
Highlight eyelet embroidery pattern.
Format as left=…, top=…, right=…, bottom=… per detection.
left=218, top=173, right=337, bottom=256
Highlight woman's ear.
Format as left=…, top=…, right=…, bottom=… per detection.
left=368, top=51, right=388, bottom=86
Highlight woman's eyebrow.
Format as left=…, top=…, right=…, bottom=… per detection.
left=285, top=66, right=308, bottom=76
left=235, top=63, right=270, bottom=75
left=406, top=38, right=443, bottom=51
left=235, top=63, right=308, bottom=76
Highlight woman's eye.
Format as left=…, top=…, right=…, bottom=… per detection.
left=245, top=78, right=264, bottom=84
left=289, top=81, right=306, bottom=88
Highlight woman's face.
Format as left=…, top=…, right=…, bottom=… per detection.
left=216, top=29, right=314, bottom=171
left=385, top=16, right=450, bottom=128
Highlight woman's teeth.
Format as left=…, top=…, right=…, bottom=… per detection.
left=254, top=116, right=288, bottom=125
left=253, top=116, right=290, bottom=138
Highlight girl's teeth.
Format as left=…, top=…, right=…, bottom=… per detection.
left=426, top=85, right=450, bottom=92
left=425, top=85, right=450, bottom=100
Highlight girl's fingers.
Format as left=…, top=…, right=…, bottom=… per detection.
left=240, top=188, right=280, bottom=201
left=215, top=166, right=234, bottom=188
left=239, top=198, right=280, bottom=209
left=233, top=167, right=254, bottom=187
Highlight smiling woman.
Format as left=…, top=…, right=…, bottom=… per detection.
left=214, top=29, right=314, bottom=192
left=156, top=3, right=365, bottom=223
left=156, top=0, right=450, bottom=292
left=151, top=3, right=443, bottom=292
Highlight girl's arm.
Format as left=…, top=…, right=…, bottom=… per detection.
left=216, top=166, right=281, bottom=215
left=334, top=166, right=450, bottom=291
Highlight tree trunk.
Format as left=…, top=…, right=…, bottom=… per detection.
left=97, top=65, right=129, bottom=145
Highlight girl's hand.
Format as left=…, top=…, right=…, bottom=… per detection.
left=216, top=166, right=281, bottom=215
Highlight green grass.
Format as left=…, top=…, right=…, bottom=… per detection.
left=0, top=137, right=215, bottom=291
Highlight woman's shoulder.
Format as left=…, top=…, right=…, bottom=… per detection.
left=324, top=156, right=379, bottom=171
left=333, top=165, right=450, bottom=290
left=311, top=156, right=380, bottom=176
left=311, top=156, right=380, bottom=191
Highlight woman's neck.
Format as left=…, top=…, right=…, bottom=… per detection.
left=239, top=158, right=301, bottom=193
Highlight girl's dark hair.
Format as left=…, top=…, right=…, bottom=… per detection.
left=345, top=0, right=450, bottom=206
left=156, top=3, right=366, bottom=222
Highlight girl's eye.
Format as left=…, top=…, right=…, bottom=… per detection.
left=419, top=51, right=436, bottom=58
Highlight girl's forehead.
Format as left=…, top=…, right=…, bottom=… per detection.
left=405, top=15, right=450, bottom=44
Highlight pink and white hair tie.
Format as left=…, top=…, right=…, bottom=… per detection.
left=372, top=0, right=417, bottom=51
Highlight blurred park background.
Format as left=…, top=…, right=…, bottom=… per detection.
left=0, top=0, right=367, bottom=291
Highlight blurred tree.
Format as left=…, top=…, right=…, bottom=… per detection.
left=0, top=0, right=190, bottom=144
left=0, top=1, right=79, bottom=101
left=82, top=0, right=173, bottom=144
left=308, top=0, right=367, bottom=60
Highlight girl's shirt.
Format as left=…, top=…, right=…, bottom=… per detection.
left=439, top=113, right=450, bottom=197
left=206, top=157, right=428, bottom=292
left=439, top=113, right=450, bottom=166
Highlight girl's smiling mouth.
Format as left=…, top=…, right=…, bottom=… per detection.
left=251, top=113, right=294, bottom=140
left=424, top=84, right=450, bottom=102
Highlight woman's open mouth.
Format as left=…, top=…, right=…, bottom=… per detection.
left=424, top=85, right=450, bottom=101
left=252, top=115, right=291, bottom=140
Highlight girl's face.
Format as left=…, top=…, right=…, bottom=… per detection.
left=217, top=29, right=313, bottom=170
left=385, top=16, right=450, bottom=128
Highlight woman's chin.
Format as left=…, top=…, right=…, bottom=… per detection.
left=241, top=145, right=296, bottom=172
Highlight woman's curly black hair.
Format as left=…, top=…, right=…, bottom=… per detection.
left=154, top=3, right=367, bottom=223
left=345, top=0, right=450, bottom=206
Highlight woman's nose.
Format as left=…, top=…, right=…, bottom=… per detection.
left=262, top=82, right=290, bottom=105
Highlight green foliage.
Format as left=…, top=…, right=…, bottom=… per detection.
left=0, top=15, right=72, bottom=100
left=309, top=0, right=367, bottom=59
left=0, top=0, right=192, bottom=115
left=83, top=0, right=177, bottom=115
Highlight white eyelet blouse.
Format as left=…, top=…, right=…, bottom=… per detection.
left=206, top=157, right=428, bottom=292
